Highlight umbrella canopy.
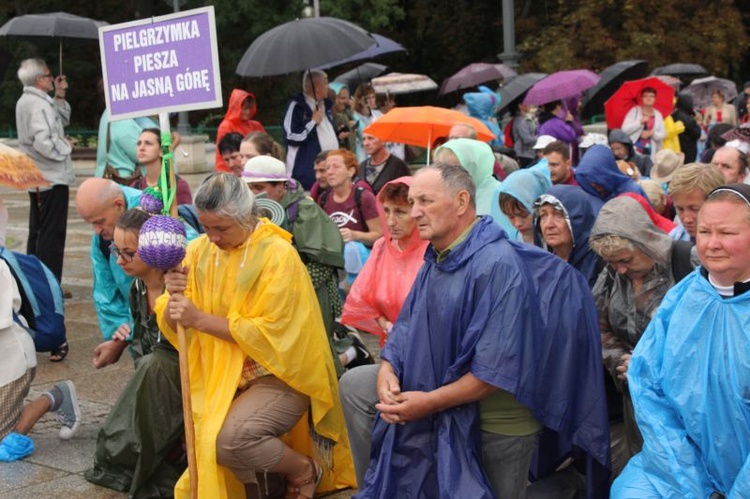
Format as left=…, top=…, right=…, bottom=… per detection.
left=333, top=62, right=387, bottom=90
left=651, top=63, right=708, bottom=77
left=580, top=60, right=648, bottom=120
left=523, top=69, right=600, bottom=106
left=372, top=73, right=438, bottom=95
left=653, top=75, right=682, bottom=90
left=439, top=63, right=517, bottom=96
left=496, top=73, right=547, bottom=112
left=683, top=76, right=738, bottom=109
left=0, top=144, right=50, bottom=189
left=0, top=12, right=108, bottom=73
left=236, top=17, right=375, bottom=77
left=604, top=77, right=675, bottom=129
left=362, top=106, right=495, bottom=148
left=314, top=33, right=405, bottom=70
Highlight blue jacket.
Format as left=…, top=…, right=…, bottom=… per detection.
left=574, top=145, right=648, bottom=201
left=91, top=186, right=199, bottom=340
left=360, top=217, right=610, bottom=498
left=613, top=271, right=750, bottom=498
left=282, top=93, right=334, bottom=190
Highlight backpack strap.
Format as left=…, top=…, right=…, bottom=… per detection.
left=317, top=189, right=329, bottom=209
left=354, top=186, right=368, bottom=231
left=671, top=240, right=695, bottom=283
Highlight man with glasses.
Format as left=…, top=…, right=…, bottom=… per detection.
left=15, top=58, right=72, bottom=291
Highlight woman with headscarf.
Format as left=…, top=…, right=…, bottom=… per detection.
left=214, top=89, right=266, bottom=172
left=155, top=173, right=354, bottom=498
left=589, top=196, right=699, bottom=474
left=338, top=177, right=429, bottom=486
left=533, top=184, right=604, bottom=287
left=611, top=184, right=750, bottom=498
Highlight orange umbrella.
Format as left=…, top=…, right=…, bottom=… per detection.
left=362, top=106, right=495, bottom=161
left=0, top=143, right=50, bottom=189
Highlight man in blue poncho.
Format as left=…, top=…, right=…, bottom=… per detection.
left=612, top=184, right=750, bottom=498
left=358, top=164, right=610, bottom=498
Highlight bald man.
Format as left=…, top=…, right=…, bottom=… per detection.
left=76, top=178, right=143, bottom=367
left=448, top=123, right=478, bottom=140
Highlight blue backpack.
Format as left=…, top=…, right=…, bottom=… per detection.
left=0, top=248, right=66, bottom=352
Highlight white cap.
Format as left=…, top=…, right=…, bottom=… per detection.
left=580, top=133, right=609, bottom=149
left=242, top=156, right=289, bottom=184
left=533, top=135, right=557, bottom=150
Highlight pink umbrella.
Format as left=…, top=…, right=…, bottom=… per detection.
left=523, top=69, right=600, bottom=106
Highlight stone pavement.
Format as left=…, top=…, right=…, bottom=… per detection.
left=0, top=162, right=368, bottom=498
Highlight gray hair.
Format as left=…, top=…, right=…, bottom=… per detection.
left=194, top=173, right=257, bottom=230
left=302, top=70, right=327, bottom=93
left=17, top=58, right=48, bottom=87
left=419, top=163, right=476, bottom=209
left=449, top=123, right=477, bottom=140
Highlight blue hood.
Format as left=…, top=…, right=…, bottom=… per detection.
left=533, top=185, right=603, bottom=287
left=574, top=145, right=647, bottom=201
left=497, top=162, right=552, bottom=214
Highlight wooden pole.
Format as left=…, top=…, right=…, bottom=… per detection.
left=160, top=113, right=198, bottom=498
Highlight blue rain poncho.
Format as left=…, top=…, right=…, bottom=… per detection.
left=612, top=271, right=750, bottom=498
left=491, top=160, right=551, bottom=241
left=359, top=217, right=610, bottom=498
left=574, top=145, right=647, bottom=202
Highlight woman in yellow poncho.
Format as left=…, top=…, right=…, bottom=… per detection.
left=155, top=173, right=354, bottom=498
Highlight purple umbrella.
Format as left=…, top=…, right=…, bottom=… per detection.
left=523, top=69, right=600, bottom=106
left=439, top=63, right=517, bottom=95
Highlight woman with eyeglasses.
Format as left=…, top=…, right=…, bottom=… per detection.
left=85, top=208, right=185, bottom=497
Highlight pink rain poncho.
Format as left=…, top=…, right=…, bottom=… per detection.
left=340, top=177, right=428, bottom=346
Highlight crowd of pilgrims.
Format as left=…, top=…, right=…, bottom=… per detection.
left=4, top=70, right=750, bottom=499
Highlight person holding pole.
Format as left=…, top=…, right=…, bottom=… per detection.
left=155, top=173, right=355, bottom=498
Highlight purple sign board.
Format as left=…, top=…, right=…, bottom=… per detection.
left=99, top=6, right=222, bottom=121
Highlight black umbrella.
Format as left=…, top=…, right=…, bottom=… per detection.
left=334, top=62, right=387, bottom=90
left=0, top=12, right=108, bottom=73
left=497, top=73, right=547, bottom=112
left=580, top=60, right=648, bottom=120
left=651, top=63, right=708, bottom=77
left=236, top=17, right=376, bottom=77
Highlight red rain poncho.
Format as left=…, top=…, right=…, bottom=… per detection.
left=340, top=177, right=427, bottom=346
left=214, top=89, right=265, bottom=172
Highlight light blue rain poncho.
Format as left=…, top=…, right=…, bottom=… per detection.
left=436, top=138, right=516, bottom=236
left=612, top=269, right=750, bottom=498
left=491, top=160, right=551, bottom=241
left=463, top=86, right=503, bottom=149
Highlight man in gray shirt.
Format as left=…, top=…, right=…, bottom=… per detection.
left=15, top=58, right=74, bottom=284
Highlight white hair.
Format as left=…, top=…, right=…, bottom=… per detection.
left=194, top=173, right=257, bottom=230
left=17, top=58, right=48, bottom=87
left=302, top=70, right=327, bottom=93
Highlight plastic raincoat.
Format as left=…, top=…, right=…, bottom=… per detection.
left=574, top=145, right=648, bottom=202
left=214, top=89, right=265, bottom=172
left=436, top=139, right=518, bottom=237
left=340, top=177, right=428, bottom=345
left=533, top=185, right=604, bottom=287
left=359, top=217, right=610, bottom=498
left=491, top=161, right=551, bottom=241
left=463, top=91, right=503, bottom=149
left=590, top=196, right=697, bottom=464
left=154, top=221, right=355, bottom=498
left=612, top=272, right=750, bottom=498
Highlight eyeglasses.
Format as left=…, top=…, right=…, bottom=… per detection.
left=110, top=243, right=137, bottom=263
left=38, top=73, right=53, bottom=79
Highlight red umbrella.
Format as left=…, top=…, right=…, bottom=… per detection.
left=604, top=77, right=675, bottom=129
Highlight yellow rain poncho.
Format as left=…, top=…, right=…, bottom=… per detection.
left=155, top=220, right=355, bottom=498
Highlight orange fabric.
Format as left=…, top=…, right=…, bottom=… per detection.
left=340, top=177, right=428, bottom=346
left=214, top=89, right=265, bottom=172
